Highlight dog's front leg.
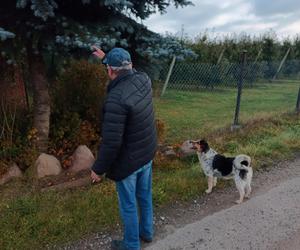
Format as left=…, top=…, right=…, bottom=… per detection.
left=206, top=176, right=214, bottom=194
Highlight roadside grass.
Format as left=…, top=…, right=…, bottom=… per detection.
left=0, top=181, right=120, bottom=250
left=0, top=81, right=300, bottom=249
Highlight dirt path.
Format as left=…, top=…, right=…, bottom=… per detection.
left=60, top=156, right=300, bottom=250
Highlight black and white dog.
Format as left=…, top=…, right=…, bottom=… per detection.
left=190, top=139, right=253, bottom=204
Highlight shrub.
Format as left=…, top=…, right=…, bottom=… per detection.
left=49, top=60, right=107, bottom=167
left=49, top=119, right=100, bottom=168
left=0, top=99, right=35, bottom=171
left=51, top=60, right=108, bottom=126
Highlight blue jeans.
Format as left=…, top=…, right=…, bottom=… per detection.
left=116, top=161, right=153, bottom=250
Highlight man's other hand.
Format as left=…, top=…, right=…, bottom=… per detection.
left=91, top=170, right=102, bottom=184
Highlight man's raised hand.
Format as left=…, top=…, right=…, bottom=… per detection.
left=92, top=45, right=105, bottom=60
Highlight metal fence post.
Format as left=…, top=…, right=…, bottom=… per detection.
left=296, top=86, right=300, bottom=113
left=161, top=56, right=176, bottom=97
left=232, top=50, right=247, bottom=130
left=254, top=48, right=262, bottom=64
left=272, top=48, right=290, bottom=81
left=216, top=47, right=225, bottom=65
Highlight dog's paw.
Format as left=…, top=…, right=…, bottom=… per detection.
left=235, top=200, right=243, bottom=204
left=205, top=189, right=212, bottom=194
left=244, top=195, right=251, bottom=199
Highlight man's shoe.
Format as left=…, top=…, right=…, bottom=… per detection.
left=140, top=235, right=152, bottom=243
left=111, top=240, right=127, bottom=250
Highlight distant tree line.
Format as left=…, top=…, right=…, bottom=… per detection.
left=185, top=31, right=300, bottom=63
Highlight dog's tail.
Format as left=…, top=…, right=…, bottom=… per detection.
left=233, top=154, right=251, bottom=170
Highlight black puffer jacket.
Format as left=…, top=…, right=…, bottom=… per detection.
left=92, top=69, right=157, bottom=181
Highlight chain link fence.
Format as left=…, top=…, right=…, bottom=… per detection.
left=158, top=58, right=300, bottom=93
left=155, top=55, right=300, bottom=129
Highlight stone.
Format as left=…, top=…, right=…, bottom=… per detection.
left=0, top=163, right=23, bottom=185
left=35, top=153, right=62, bottom=178
left=164, top=149, right=177, bottom=159
left=158, top=144, right=173, bottom=153
left=69, top=145, right=95, bottom=173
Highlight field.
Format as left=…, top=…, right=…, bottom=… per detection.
left=155, top=81, right=300, bottom=143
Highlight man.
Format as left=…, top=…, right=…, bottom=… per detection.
left=91, top=46, right=157, bottom=250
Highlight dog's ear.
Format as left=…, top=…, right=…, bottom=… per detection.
left=199, top=139, right=207, bottom=144
left=199, top=139, right=209, bottom=152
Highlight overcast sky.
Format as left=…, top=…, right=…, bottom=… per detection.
left=143, top=0, right=300, bottom=39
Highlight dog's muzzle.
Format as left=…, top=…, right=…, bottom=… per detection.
left=189, top=140, right=200, bottom=150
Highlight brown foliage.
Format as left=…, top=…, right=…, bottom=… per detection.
left=51, top=60, right=108, bottom=124
left=49, top=60, right=107, bottom=168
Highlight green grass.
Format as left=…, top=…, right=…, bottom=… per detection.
left=1, top=81, right=300, bottom=249
left=155, top=81, right=300, bottom=143
left=0, top=182, right=120, bottom=249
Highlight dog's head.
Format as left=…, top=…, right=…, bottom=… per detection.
left=190, top=139, right=210, bottom=153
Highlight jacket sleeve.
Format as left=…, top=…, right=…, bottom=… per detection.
left=91, top=96, right=128, bottom=175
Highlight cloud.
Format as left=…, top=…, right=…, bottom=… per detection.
left=252, top=0, right=300, bottom=16
left=278, top=20, right=300, bottom=37
left=143, top=2, right=221, bottom=35
left=143, top=0, right=300, bottom=38
left=206, top=2, right=254, bottom=27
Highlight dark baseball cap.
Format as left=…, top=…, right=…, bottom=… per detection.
left=102, top=48, right=132, bottom=67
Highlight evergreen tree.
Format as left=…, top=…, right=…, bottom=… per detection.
left=0, top=0, right=194, bottom=152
